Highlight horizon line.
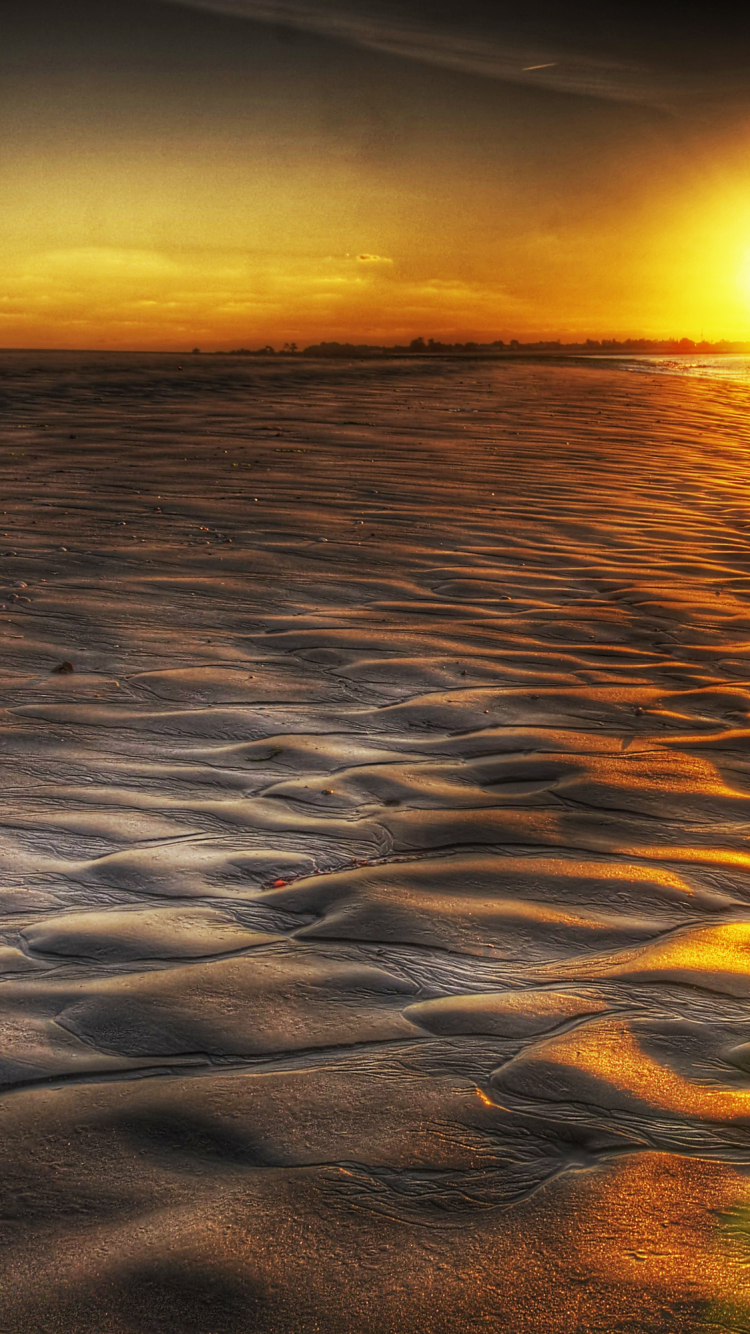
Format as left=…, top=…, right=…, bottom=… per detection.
left=1, top=335, right=749, bottom=356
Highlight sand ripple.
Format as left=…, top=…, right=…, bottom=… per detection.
left=1, top=353, right=750, bottom=1329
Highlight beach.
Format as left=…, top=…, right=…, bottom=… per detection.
left=1, top=350, right=750, bottom=1330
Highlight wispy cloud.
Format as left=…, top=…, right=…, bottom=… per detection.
left=159, top=0, right=701, bottom=112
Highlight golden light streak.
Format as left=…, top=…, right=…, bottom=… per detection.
left=524, top=1019, right=750, bottom=1122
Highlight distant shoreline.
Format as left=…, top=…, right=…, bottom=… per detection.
left=2, top=346, right=749, bottom=359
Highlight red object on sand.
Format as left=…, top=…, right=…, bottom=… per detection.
left=272, top=878, right=286, bottom=887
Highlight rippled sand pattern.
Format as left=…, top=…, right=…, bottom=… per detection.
left=2, top=353, right=750, bottom=1331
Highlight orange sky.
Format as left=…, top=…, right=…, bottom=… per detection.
left=4, top=0, right=750, bottom=349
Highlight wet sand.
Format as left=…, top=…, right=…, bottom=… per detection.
left=1, top=351, right=750, bottom=1331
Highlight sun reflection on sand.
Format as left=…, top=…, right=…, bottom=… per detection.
left=540, top=920, right=750, bottom=998
left=497, top=1017, right=750, bottom=1121
left=557, top=1155, right=750, bottom=1327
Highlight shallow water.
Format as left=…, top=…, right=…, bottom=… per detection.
left=603, top=352, right=750, bottom=383
left=1, top=352, right=750, bottom=1330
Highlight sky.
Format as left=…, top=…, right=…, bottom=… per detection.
left=3, top=0, right=750, bottom=349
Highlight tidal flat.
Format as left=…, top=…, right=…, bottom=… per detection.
left=1, top=351, right=750, bottom=1331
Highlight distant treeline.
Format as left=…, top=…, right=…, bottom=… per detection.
left=208, top=336, right=750, bottom=357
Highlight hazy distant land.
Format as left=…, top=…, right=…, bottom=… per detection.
left=220, top=335, right=750, bottom=357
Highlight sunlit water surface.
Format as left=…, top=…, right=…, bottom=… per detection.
left=605, top=352, right=750, bottom=383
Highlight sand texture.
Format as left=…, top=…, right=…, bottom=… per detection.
left=1, top=351, right=750, bottom=1330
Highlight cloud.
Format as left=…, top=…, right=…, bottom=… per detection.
left=157, top=0, right=702, bottom=113
left=357, top=254, right=393, bottom=264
